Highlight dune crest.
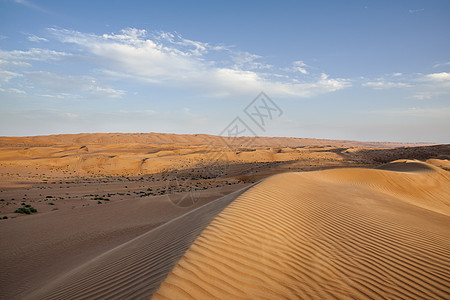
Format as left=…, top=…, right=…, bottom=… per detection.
left=154, top=162, right=450, bottom=299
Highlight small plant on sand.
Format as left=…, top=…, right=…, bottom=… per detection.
left=14, top=207, right=37, bottom=214
left=48, top=202, right=55, bottom=205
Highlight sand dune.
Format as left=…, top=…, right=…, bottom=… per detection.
left=154, top=160, right=450, bottom=299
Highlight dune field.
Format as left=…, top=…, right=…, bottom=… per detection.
left=0, top=133, right=449, bottom=299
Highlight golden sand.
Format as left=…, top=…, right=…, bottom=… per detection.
left=154, top=161, right=450, bottom=299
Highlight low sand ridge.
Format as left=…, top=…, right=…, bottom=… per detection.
left=154, top=160, right=450, bottom=299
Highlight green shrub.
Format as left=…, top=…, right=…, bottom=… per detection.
left=15, top=207, right=30, bottom=214
left=14, top=207, right=37, bottom=214
left=48, top=202, right=55, bottom=205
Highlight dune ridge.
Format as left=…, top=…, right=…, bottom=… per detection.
left=154, top=161, right=450, bottom=299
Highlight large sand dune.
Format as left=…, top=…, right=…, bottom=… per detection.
left=154, top=160, right=450, bottom=299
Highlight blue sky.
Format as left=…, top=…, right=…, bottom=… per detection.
left=0, top=0, right=449, bottom=143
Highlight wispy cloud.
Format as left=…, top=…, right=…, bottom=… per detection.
left=14, top=0, right=50, bottom=14
left=362, top=81, right=411, bottom=89
left=47, top=27, right=350, bottom=98
left=27, top=34, right=48, bottom=43
left=433, top=62, right=450, bottom=68
left=24, top=71, right=125, bottom=98
left=0, top=87, right=26, bottom=94
left=282, top=61, right=309, bottom=74
left=0, top=70, right=22, bottom=82
left=361, top=72, right=450, bottom=99
left=408, top=8, right=424, bottom=14
left=0, top=48, right=71, bottom=66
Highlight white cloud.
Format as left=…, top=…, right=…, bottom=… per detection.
left=48, top=28, right=349, bottom=98
left=0, top=48, right=71, bottom=67
left=362, top=81, right=411, bottom=89
left=0, top=70, right=22, bottom=82
left=14, top=0, right=50, bottom=14
left=156, top=31, right=210, bottom=56
left=408, top=72, right=450, bottom=99
left=423, top=72, right=450, bottom=82
left=282, top=60, right=309, bottom=74
left=231, top=51, right=273, bottom=70
left=432, top=62, right=450, bottom=68
left=361, top=72, right=450, bottom=99
left=0, top=87, right=26, bottom=94
left=408, top=8, right=424, bottom=13
left=27, top=35, right=48, bottom=42
left=24, top=71, right=125, bottom=98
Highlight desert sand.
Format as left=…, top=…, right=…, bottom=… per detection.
left=154, top=160, right=450, bottom=299
left=0, top=133, right=449, bottom=299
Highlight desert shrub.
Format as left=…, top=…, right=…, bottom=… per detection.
left=2, top=216, right=7, bottom=219
left=14, top=207, right=30, bottom=214
left=97, top=201, right=102, bottom=204
left=14, top=207, right=37, bottom=214
left=46, top=196, right=53, bottom=198
left=25, top=204, right=31, bottom=208
left=48, top=202, right=55, bottom=205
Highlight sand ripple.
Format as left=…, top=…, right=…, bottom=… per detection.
left=154, top=161, right=450, bottom=299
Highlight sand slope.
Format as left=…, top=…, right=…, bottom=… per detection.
left=22, top=186, right=254, bottom=300
left=154, top=161, right=450, bottom=299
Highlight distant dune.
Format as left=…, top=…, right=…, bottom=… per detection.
left=0, top=132, right=433, bottom=148
left=0, top=133, right=445, bottom=177
left=154, top=160, right=450, bottom=299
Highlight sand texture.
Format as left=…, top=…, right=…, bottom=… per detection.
left=154, top=160, right=450, bottom=299
left=21, top=186, right=253, bottom=300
